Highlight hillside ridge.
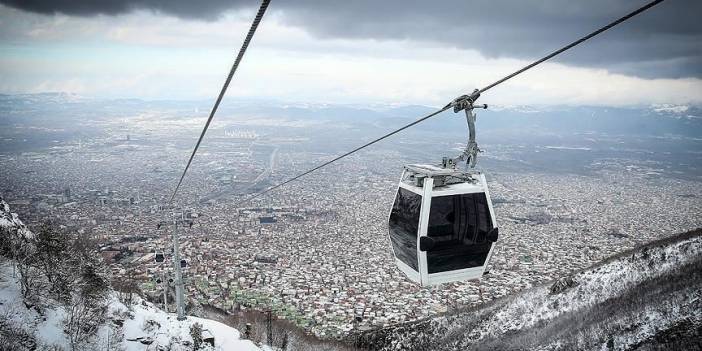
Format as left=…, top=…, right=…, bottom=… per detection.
left=356, top=228, right=702, bottom=351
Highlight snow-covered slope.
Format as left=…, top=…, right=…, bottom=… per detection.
left=110, top=294, right=261, bottom=351
left=357, top=229, right=702, bottom=351
left=0, top=199, right=34, bottom=241
left=0, top=196, right=261, bottom=351
left=0, top=262, right=262, bottom=350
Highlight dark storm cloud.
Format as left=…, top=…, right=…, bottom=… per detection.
left=2, top=0, right=700, bottom=78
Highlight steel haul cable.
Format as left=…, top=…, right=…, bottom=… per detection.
left=237, top=105, right=453, bottom=205
left=170, top=0, right=271, bottom=203
left=171, top=0, right=664, bottom=206
left=234, top=0, right=664, bottom=206
left=478, top=0, right=663, bottom=94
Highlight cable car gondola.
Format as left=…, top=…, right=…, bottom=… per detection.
left=165, top=0, right=663, bottom=288
left=388, top=93, right=498, bottom=286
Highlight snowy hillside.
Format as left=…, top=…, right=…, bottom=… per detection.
left=0, top=263, right=261, bottom=351
left=0, top=196, right=261, bottom=351
left=0, top=199, right=34, bottom=241
left=357, top=229, right=702, bottom=351
left=112, top=295, right=261, bottom=351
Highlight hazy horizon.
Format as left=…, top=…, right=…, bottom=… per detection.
left=1, top=0, right=701, bottom=106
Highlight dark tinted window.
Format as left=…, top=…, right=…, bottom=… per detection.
left=426, top=192, right=493, bottom=273
left=388, top=188, right=421, bottom=271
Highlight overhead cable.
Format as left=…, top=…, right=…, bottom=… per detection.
left=200, top=0, right=665, bottom=206
left=478, top=0, right=664, bottom=94
left=170, top=0, right=271, bottom=203
left=236, top=105, right=453, bottom=205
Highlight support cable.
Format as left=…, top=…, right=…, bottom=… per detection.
left=478, top=0, right=663, bottom=94
left=179, top=0, right=664, bottom=206
left=236, top=105, right=453, bottom=205
left=170, top=0, right=271, bottom=203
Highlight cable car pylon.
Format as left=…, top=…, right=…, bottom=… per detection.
left=157, top=215, right=193, bottom=320
left=157, top=0, right=271, bottom=320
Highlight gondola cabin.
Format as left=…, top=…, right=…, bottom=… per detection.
left=388, top=164, right=498, bottom=286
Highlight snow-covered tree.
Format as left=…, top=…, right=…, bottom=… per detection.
left=190, top=322, right=203, bottom=350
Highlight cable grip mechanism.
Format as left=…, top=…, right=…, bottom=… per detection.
left=446, top=89, right=488, bottom=169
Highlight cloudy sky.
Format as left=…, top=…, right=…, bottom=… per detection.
left=0, top=0, right=700, bottom=106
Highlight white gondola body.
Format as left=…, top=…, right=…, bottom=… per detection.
left=388, top=164, right=498, bottom=286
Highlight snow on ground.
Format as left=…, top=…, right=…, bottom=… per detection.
left=0, top=198, right=34, bottom=240
left=477, top=235, right=702, bottom=339
left=362, top=231, right=702, bottom=351
left=1, top=197, right=261, bottom=351
left=111, top=295, right=261, bottom=351
left=34, top=306, right=70, bottom=348
left=0, top=261, right=70, bottom=349
left=652, top=104, right=689, bottom=114
left=1, top=260, right=261, bottom=351
left=0, top=264, right=24, bottom=318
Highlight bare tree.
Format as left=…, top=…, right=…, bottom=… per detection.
left=14, top=248, right=40, bottom=309
left=64, top=293, right=108, bottom=351
left=1, top=222, right=40, bottom=307
left=0, top=305, right=37, bottom=350
left=34, top=224, right=73, bottom=303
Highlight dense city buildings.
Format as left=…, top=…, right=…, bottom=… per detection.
left=1, top=104, right=701, bottom=338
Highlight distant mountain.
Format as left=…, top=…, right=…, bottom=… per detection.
left=1, top=93, right=700, bottom=138
left=473, top=105, right=702, bottom=137
left=356, top=228, right=702, bottom=351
